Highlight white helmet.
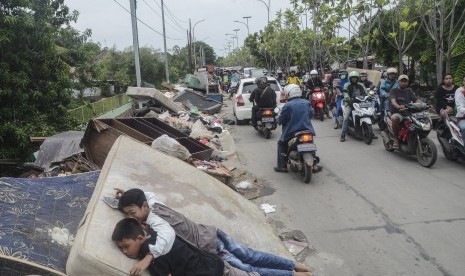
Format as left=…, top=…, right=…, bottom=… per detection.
left=284, top=84, right=302, bottom=99
left=310, top=70, right=318, bottom=75
left=386, top=67, right=398, bottom=74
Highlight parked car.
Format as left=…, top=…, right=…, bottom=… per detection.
left=243, top=67, right=256, bottom=78
left=232, top=77, right=287, bottom=125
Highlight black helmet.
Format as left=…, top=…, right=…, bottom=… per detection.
left=255, top=76, right=268, bottom=87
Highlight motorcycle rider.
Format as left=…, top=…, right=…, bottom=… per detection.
left=340, top=71, right=367, bottom=142
left=390, top=75, right=423, bottom=149
left=249, top=76, right=277, bottom=128
left=435, top=73, right=458, bottom=120
left=359, top=71, right=373, bottom=90
left=301, top=70, right=310, bottom=84
left=455, top=75, right=465, bottom=145
left=286, top=70, right=302, bottom=86
left=379, top=67, right=399, bottom=112
left=306, top=70, right=323, bottom=97
left=274, top=84, right=321, bottom=173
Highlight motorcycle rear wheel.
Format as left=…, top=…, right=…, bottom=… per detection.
left=319, top=108, right=324, bottom=121
left=264, top=128, right=271, bottom=139
left=301, top=163, right=312, bottom=184
left=381, top=131, right=395, bottom=152
left=416, top=138, right=437, bottom=167
left=362, top=123, right=374, bottom=145
left=437, top=137, right=457, bottom=161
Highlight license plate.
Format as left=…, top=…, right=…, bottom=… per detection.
left=262, top=117, right=275, bottom=122
left=297, top=143, right=317, bottom=152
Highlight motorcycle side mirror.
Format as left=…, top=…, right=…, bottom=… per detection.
left=274, top=107, right=280, bottom=113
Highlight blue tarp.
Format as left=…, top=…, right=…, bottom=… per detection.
left=0, top=171, right=99, bottom=273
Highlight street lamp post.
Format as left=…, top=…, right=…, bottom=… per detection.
left=256, top=0, right=270, bottom=23
left=226, top=33, right=235, bottom=50
left=312, top=0, right=321, bottom=69
left=193, top=19, right=205, bottom=69
left=243, top=16, right=251, bottom=33
left=233, top=28, right=240, bottom=48
left=234, top=20, right=249, bottom=35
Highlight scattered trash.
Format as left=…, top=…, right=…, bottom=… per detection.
left=192, top=159, right=232, bottom=185
left=279, top=230, right=314, bottom=262
left=236, top=180, right=252, bottom=190
left=152, top=135, right=191, bottom=161
left=260, top=203, right=276, bottom=214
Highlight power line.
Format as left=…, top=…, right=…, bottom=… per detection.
left=152, top=0, right=186, bottom=31
left=113, top=0, right=183, bottom=41
left=141, top=0, right=185, bottom=32
left=162, top=1, right=189, bottom=26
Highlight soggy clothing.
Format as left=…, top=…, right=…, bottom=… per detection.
left=435, top=85, right=458, bottom=114
left=390, top=88, right=418, bottom=114
left=139, top=227, right=224, bottom=276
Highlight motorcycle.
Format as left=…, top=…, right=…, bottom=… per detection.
left=436, top=114, right=465, bottom=161
left=255, top=108, right=278, bottom=139
left=285, top=130, right=320, bottom=183
left=347, top=95, right=376, bottom=144
left=381, top=103, right=437, bottom=167
left=310, top=87, right=328, bottom=121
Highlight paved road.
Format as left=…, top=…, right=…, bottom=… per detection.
left=229, top=114, right=465, bottom=276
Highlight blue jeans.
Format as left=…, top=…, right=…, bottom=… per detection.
left=341, top=105, right=352, bottom=135
left=334, top=96, right=343, bottom=124
left=216, top=229, right=295, bottom=276
left=459, top=120, right=465, bottom=146
left=381, top=96, right=390, bottom=111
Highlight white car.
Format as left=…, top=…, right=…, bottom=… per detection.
left=232, top=77, right=287, bottom=124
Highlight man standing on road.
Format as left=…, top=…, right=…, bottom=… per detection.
left=249, top=77, right=277, bottom=128
left=275, top=84, right=321, bottom=173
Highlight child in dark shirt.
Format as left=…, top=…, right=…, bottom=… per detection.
left=112, top=218, right=223, bottom=276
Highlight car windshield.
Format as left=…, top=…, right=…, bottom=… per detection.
left=250, top=69, right=267, bottom=78
left=242, top=81, right=280, bottom=94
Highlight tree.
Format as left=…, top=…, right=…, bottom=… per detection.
left=377, top=0, right=423, bottom=73
left=420, top=0, right=465, bottom=84
left=0, top=0, right=80, bottom=160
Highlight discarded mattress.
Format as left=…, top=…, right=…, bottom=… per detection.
left=173, top=90, right=222, bottom=115
left=34, top=131, right=85, bottom=171
left=67, top=136, right=291, bottom=275
left=81, top=117, right=213, bottom=167
left=126, top=86, right=184, bottom=113
left=0, top=171, right=99, bottom=275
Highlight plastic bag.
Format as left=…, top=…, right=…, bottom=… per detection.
left=189, top=120, right=214, bottom=139
left=151, top=135, right=191, bottom=161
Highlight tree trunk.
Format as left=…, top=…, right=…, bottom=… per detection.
left=398, top=50, right=404, bottom=75
left=435, top=47, right=443, bottom=86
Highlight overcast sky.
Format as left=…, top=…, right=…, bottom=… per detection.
left=65, top=0, right=294, bottom=57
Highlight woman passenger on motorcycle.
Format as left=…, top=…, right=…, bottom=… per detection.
left=359, top=71, right=373, bottom=90
left=435, top=73, right=458, bottom=120
left=379, top=68, right=399, bottom=112
left=340, top=71, right=367, bottom=142
left=274, top=84, right=319, bottom=173
left=455, top=75, right=465, bottom=145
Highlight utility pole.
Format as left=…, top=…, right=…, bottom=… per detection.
left=161, top=0, right=169, bottom=82
left=129, top=0, right=141, bottom=87
left=188, top=19, right=192, bottom=73
left=187, top=29, right=192, bottom=73
left=243, top=16, right=251, bottom=34
left=233, top=29, right=240, bottom=48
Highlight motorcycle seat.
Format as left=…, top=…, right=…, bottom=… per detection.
left=294, top=130, right=313, bottom=136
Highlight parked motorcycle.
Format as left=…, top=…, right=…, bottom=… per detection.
left=284, top=130, right=320, bottom=183
left=255, top=108, right=278, bottom=139
left=436, top=114, right=465, bottom=161
left=310, top=87, right=328, bottom=121
left=381, top=103, right=437, bottom=167
left=347, top=95, right=376, bottom=144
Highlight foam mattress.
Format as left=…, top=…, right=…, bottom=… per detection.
left=66, top=136, right=290, bottom=275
